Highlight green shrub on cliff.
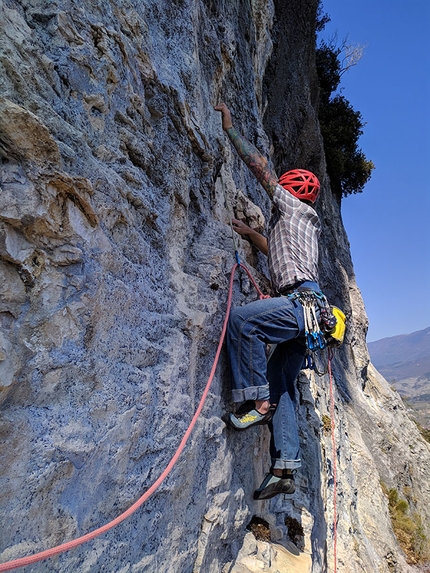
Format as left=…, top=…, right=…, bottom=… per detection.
left=316, top=38, right=375, bottom=200
left=381, top=482, right=430, bottom=565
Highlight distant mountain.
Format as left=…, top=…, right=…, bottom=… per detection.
left=368, top=326, right=430, bottom=380
left=368, top=327, right=430, bottom=428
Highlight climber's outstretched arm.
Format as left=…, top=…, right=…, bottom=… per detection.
left=214, top=103, right=278, bottom=199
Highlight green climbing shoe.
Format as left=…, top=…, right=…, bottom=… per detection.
left=226, top=407, right=272, bottom=431
left=253, top=471, right=295, bottom=500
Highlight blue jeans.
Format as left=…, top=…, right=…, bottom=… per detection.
left=226, top=295, right=307, bottom=470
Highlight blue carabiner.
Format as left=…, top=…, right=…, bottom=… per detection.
left=317, top=331, right=326, bottom=349
left=312, top=332, right=319, bottom=350
left=307, top=332, right=317, bottom=351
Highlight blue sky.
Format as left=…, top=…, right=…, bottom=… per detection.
left=319, top=0, right=430, bottom=342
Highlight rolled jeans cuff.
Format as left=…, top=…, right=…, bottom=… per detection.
left=272, top=458, right=302, bottom=470
left=231, top=384, right=270, bottom=404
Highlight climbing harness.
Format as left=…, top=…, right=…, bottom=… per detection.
left=299, top=291, right=327, bottom=352
left=286, top=289, right=345, bottom=374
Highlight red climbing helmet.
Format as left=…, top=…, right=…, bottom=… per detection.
left=278, top=169, right=320, bottom=203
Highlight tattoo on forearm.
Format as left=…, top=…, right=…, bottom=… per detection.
left=226, top=127, right=277, bottom=197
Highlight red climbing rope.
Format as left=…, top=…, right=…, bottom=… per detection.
left=328, top=349, right=337, bottom=573
left=238, top=262, right=270, bottom=300
left=0, top=262, right=266, bottom=572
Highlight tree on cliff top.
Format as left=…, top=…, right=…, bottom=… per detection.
left=316, top=38, right=375, bottom=200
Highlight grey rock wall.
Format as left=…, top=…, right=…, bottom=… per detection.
left=0, top=1, right=429, bottom=572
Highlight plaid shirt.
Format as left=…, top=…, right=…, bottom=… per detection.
left=267, top=184, right=321, bottom=292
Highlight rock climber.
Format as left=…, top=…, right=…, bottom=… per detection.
left=215, top=102, right=322, bottom=500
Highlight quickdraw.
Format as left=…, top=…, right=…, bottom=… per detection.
left=301, top=291, right=327, bottom=351
left=287, top=289, right=339, bottom=373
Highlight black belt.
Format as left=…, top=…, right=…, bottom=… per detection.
left=279, top=287, right=313, bottom=296
left=278, top=280, right=320, bottom=296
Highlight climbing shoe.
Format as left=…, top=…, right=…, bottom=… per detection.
left=253, top=470, right=295, bottom=500
left=226, top=406, right=272, bottom=431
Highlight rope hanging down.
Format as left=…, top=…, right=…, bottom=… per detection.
left=328, top=348, right=338, bottom=573
left=0, top=262, right=266, bottom=572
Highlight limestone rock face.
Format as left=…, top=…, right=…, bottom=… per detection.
left=0, top=1, right=429, bottom=572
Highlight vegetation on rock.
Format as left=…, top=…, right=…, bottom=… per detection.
left=381, top=482, right=430, bottom=566
left=415, top=420, right=430, bottom=444
left=315, top=9, right=375, bottom=200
